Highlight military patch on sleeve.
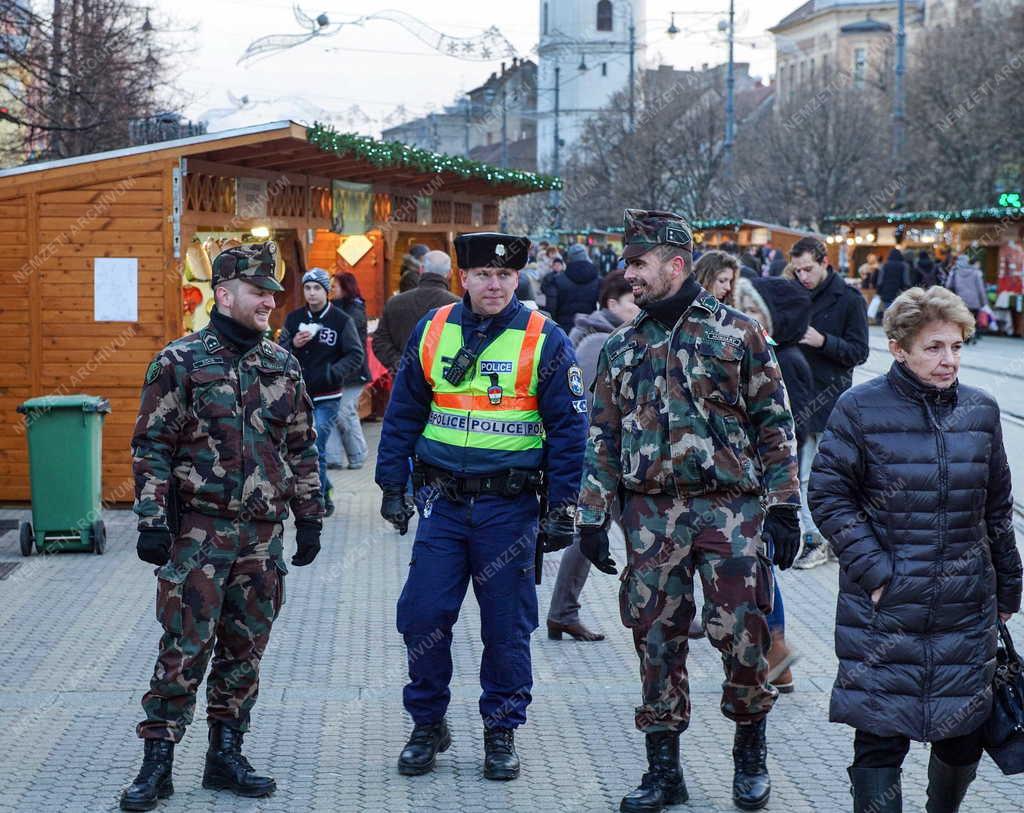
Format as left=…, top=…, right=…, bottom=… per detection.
left=571, top=398, right=588, bottom=413
left=568, top=365, right=585, bottom=397
left=145, top=359, right=161, bottom=385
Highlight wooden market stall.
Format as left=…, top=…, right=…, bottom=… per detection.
left=0, top=120, right=558, bottom=502
left=822, top=207, right=1024, bottom=330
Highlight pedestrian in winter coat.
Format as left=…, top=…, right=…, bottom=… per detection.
left=875, top=248, right=912, bottom=308
left=915, top=251, right=940, bottom=289
left=541, top=243, right=600, bottom=332
left=945, top=254, right=988, bottom=315
left=856, top=253, right=881, bottom=290
left=784, top=237, right=869, bottom=570
left=372, top=250, right=459, bottom=373
left=809, top=285, right=1022, bottom=813
left=326, top=272, right=370, bottom=470
left=547, top=270, right=639, bottom=645
left=735, top=275, right=813, bottom=695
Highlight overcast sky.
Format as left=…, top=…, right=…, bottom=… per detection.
left=167, top=0, right=799, bottom=136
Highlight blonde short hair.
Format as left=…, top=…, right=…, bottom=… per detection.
left=882, top=286, right=976, bottom=348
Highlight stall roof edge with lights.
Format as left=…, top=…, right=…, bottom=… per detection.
left=0, top=119, right=553, bottom=502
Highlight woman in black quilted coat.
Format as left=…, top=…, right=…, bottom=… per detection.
left=809, top=286, right=1022, bottom=813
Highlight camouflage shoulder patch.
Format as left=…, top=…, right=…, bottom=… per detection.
left=145, top=359, right=162, bottom=385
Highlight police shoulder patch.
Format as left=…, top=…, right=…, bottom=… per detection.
left=568, top=365, right=585, bottom=397
left=145, top=359, right=162, bottom=385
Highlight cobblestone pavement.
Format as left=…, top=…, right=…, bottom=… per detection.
left=0, top=422, right=1022, bottom=812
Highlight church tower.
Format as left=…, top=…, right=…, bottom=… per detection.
left=536, top=0, right=647, bottom=174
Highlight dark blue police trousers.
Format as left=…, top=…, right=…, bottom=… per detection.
left=396, top=490, right=539, bottom=728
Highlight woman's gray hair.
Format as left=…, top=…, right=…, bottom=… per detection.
left=883, top=285, right=976, bottom=348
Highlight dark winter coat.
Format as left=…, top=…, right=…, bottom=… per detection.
left=799, top=270, right=869, bottom=434
left=371, top=273, right=459, bottom=372
left=916, top=256, right=939, bottom=289
left=809, top=362, right=1022, bottom=741
left=541, top=260, right=600, bottom=332
left=280, top=303, right=364, bottom=401
left=876, top=249, right=912, bottom=304
left=752, top=277, right=814, bottom=444
left=336, top=297, right=371, bottom=384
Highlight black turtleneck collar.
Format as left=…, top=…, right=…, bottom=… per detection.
left=643, top=275, right=702, bottom=328
left=887, top=360, right=958, bottom=407
left=209, top=306, right=263, bottom=353
left=810, top=268, right=836, bottom=301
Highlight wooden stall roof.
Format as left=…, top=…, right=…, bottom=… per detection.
left=823, top=206, right=1024, bottom=228
left=0, top=120, right=559, bottom=200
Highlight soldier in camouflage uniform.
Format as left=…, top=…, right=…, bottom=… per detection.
left=576, top=211, right=801, bottom=813
left=120, top=242, right=323, bottom=812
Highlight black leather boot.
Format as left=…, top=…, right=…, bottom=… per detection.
left=202, top=722, right=276, bottom=798
left=398, top=719, right=452, bottom=776
left=483, top=727, right=520, bottom=780
left=732, top=719, right=771, bottom=811
left=925, top=753, right=977, bottom=813
left=620, top=731, right=688, bottom=813
left=849, top=766, right=902, bottom=813
left=120, top=739, right=174, bottom=811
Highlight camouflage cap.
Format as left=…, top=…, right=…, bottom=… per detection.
left=211, top=242, right=284, bottom=292
left=621, top=209, right=693, bottom=260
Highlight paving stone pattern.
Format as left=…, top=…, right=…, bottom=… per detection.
left=0, top=423, right=1021, bottom=812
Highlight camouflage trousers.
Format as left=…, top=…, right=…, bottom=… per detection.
left=618, top=492, right=776, bottom=733
left=137, top=512, right=287, bottom=742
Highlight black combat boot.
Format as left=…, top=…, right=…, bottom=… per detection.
left=732, top=719, right=771, bottom=810
left=120, top=739, right=174, bottom=811
left=483, top=726, right=520, bottom=780
left=397, top=719, right=452, bottom=776
left=849, top=766, right=902, bottom=813
left=620, top=731, right=688, bottom=813
left=202, top=722, right=276, bottom=798
left=925, top=753, right=977, bottom=813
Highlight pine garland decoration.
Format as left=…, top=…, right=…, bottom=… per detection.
left=307, top=122, right=562, bottom=191
left=823, top=206, right=1024, bottom=226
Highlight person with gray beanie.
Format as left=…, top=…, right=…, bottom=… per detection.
left=279, top=267, right=364, bottom=516
left=540, top=242, right=600, bottom=332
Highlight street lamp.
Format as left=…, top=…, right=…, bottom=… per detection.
left=578, top=54, right=588, bottom=72
left=666, top=12, right=680, bottom=38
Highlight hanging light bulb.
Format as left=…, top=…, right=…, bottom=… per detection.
left=578, top=54, right=588, bottom=72
left=142, top=7, right=153, bottom=33
left=666, top=12, right=680, bottom=39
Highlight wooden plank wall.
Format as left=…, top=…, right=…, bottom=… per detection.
left=0, top=196, right=35, bottom=500
left=28, top=171, right=168, bottom=503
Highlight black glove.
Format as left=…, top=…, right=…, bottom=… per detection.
left=381, top=486, right=415, bottom=535
left=137, top=529, right=173, bottom=567
left=541, top=505, right=575, bottom=553
left=292, top=521, right=322, bottom=567
left=764, top=506, right=801, bottom=570
left=579, top=525, right=618, bottom=575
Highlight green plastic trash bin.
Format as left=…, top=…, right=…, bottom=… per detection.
left=16, top=394, right=110, bottom=556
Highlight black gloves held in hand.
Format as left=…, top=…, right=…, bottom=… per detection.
left=764, top=506, right=801, bottom=570
left=381, top=486, right=415, bottom=535
left=541, top=505, right=576, bottom=553
left=292, top=521, right=322, bottom=567
left=579, top=525, right=618, bottom=575
left=137, top=529, right=173, bottom=567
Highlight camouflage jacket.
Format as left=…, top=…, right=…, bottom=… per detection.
left=577, top=288, right=799, bottom=527
left=132, top=326, right=322, bottom=530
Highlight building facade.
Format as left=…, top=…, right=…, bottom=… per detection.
left=770, top=1, right=925, bottom=103
left=535, top=0, right=647, bottom=174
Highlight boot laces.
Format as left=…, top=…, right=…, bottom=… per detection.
left=485, top=728, right=514, bottom=754
left=409, top=725, right=442, bottom=746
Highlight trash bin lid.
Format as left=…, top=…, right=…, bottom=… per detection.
left=17, top=395, right=111, bottom=414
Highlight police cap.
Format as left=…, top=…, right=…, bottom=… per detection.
left=211, top=242, right=284, bottom=292
left=621, top=209, right=693, bottom=260
left=454, top=232, right=530, bottom=271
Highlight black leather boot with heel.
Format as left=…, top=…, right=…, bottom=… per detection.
left=119, top=739, right=174, bottom=812
left=202, top=722, right=276, bottom=798
left=620, top=731, right=688, bottom=813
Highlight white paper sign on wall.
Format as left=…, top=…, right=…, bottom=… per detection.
left=94, top=258, right=139, bottom=322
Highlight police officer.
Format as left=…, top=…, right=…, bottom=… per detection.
left=121, top=242, right=323, bottom=811
left=576, top=211, right=801, bottom=812
left=375, top=232, right=587, bottom=781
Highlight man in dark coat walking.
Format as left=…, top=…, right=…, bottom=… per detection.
left=372, top=250, right=459, bottom=373
left=875, top=248, right=911, bottom=311
left=786, top=237, right=869, bottom=570
left=541, top=243, right=600, bottom=332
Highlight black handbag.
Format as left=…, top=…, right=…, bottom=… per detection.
left=982, top=620, right=1024, bottom=775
